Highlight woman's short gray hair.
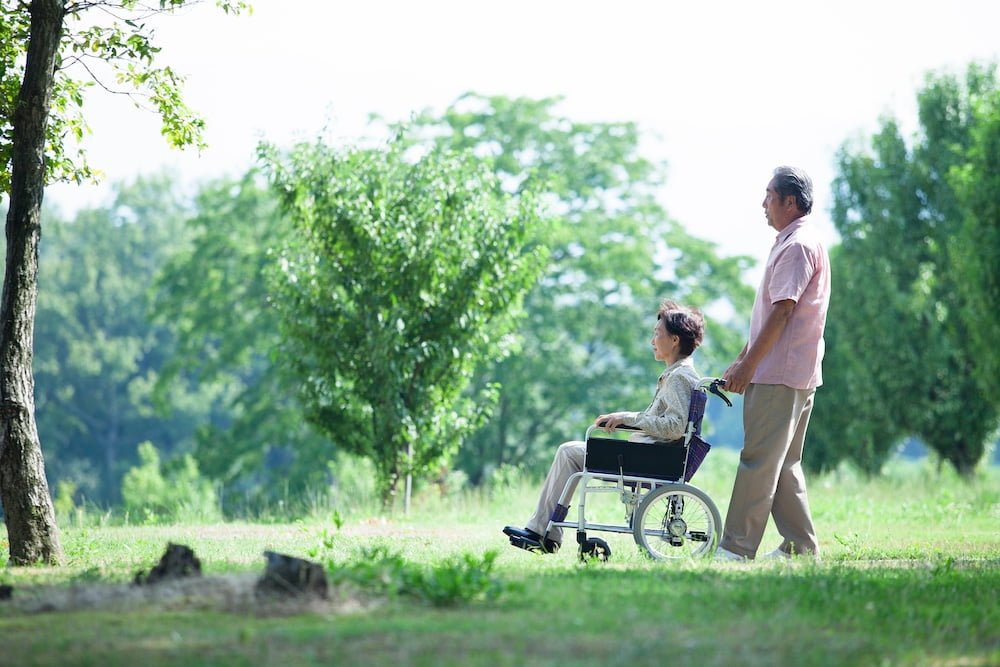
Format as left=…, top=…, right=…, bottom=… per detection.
left=657, top=299, right=705, bottom=357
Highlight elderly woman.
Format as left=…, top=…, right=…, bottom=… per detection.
left=504, top=299, right=706, bottom=553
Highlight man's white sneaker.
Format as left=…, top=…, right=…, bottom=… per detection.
left=715, top=546, right=748, bottom=562
left=759, top=548, right=792, bottom=560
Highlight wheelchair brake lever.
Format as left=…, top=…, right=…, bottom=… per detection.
left=708, top=380, right=733, bottom=407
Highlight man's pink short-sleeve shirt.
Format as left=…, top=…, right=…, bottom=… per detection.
left=749, top=217, right=831, bottom=390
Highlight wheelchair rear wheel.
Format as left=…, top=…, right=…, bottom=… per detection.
left=632, top=483, right=721, bottom=560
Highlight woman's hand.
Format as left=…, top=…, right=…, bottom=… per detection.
left=595, top=412, right=628, bottom=433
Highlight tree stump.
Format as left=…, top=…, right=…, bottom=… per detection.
left=133, top=543, right=202, bottom=586
left=256, top=551, right=328, bottom=599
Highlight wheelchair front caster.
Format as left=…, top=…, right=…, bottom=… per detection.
left=579, top=537, right=611, bottom=562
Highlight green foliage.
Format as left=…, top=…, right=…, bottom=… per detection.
left=808, top=243, right=911, bottom=474
left=303, top=520, right=507, bottom=607
left=34, top=174, right=227, bottom=505
left=329, top=545, right=506, bottom=607
left=814, top=62, right=1000, bottom=476
left=948, top=83, right=1000, bottom=403
left=326, top=451, right=378, bottom=514
left=260, top=132, right=548, bottom=507
left=120, top=441, right=221, bottom=524
left=0, top=5, right=30, bottom=194
left=0, top=1, right=249, bottom=193
left=150, top=172, right=332, bottom=511
left=53, top=479, right=78, bottom=520
left=144, top=95, right=752, bottom=508
left=390, top=94, right=754, bottom=482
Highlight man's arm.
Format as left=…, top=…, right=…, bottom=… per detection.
left=721, top=299, right=796, bottom=394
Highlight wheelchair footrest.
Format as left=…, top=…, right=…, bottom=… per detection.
left=508, top=534, right=559, bottom=554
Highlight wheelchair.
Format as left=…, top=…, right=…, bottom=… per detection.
left=531, top=377, right=731, bottom=562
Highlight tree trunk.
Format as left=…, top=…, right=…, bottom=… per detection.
left=0, top=0, right=66, bottom=566
left=380, top=466, right=400, bottom=515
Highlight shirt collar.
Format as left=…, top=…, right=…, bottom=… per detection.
left=660, top=356, right=693, bottom=378
left=775, top=215, right=809, bottom=243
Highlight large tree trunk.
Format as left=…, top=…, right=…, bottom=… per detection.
left=0, top=0, right=66, bottom=566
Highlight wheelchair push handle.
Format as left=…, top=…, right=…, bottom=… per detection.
left=704, top=378, right=733, bottom=407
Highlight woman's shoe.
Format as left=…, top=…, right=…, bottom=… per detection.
left=502, top=526, right=560, bottom=554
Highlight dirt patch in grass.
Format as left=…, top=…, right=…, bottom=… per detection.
left=0, top=520, right=462, bottom=618
left=2, top=572, right=374, bottom=617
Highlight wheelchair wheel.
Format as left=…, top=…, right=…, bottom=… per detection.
left=579, top=537, right=612, bottom=563
left=632, top=483, right=721, bottom=560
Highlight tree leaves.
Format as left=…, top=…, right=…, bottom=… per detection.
left=385, top=94, right=754, bottom=480
left=261, top=134, right=548, bottom=506
left=0, top=0, right=249, bottom=194
left=813, top=62, right=1000, bottom=477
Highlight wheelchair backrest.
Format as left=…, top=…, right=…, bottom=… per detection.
left=687, top=388, right=707, bottom=437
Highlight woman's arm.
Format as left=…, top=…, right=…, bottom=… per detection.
left=598, top=370, right=695, bottom=440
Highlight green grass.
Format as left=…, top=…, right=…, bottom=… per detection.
left=2, top=452, right=998, bottom=666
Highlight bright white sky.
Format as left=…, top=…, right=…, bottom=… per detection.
left=46, top=0, right=1000, bottom=283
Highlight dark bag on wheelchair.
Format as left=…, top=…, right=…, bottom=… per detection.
left=584, top=436, right=688, bottom=481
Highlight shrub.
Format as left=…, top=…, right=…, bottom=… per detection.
left=328, top=544, right=506, bottom=606
left=121, top=442, right=221, bottom=524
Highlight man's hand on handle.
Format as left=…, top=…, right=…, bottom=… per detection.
left=721, top=361, right=754, bottom=395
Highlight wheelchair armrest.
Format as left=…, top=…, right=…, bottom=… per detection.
left=586, top=423, right=641, bottom=440
left=595, top=421, right=641, bottom=430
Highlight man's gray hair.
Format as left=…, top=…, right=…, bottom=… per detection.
left=772, top=166, right=813, bottom=214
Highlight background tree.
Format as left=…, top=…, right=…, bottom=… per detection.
left=392, top=94, right=754, bottom=482
left=0, top=0, right=247, bottom=564
left=907, top=64, right=999, bottom=474
left=812, top=63, right=999, bottom=477
left=34, top=174, right=231, bottom=506
left=1, top=0, right=66, bottom=566
left=151, top=95, right=753, bottom=506
left=949, top=82, right=1000, bottom=407
left=151, top=172, right=331, bottom=512
left=260, top=135, right=548, bottom=508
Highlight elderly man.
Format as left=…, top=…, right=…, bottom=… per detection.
left=716, top=166, right=831, bottom=561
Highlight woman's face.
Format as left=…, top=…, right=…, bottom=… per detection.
left=651, top=318, right=680, bottom=362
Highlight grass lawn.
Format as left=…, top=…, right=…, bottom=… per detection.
left=1, top=451, right=997, bottom=666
